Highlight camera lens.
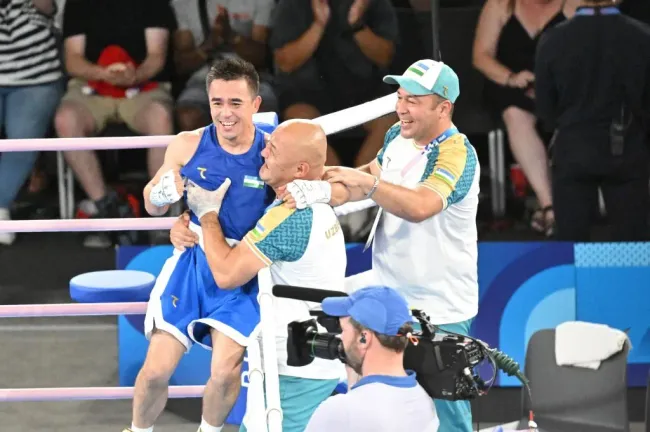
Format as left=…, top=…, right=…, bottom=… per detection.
left=308, top=332, right=346, bottom=362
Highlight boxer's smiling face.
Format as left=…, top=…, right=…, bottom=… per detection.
left=208, top=78, right=261, bottom=142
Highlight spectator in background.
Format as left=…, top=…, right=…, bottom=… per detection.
left=171, top=0, right=277, bottom=132
left=271, top=0, right=399, bottom=167
left=535, top=0, right=650, bottom=242
left=472, top=0, right=578, bottom=237
left=53, top=0, right=176, bottom=248
left=0, top=0, right=64, bottom=246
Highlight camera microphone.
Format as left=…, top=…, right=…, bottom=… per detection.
left=272, top=285, right=348, bottom=303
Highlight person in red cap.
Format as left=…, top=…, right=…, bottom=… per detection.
left=53, top=0, right=176, bottom=248
left=305, top=286, right=439, bottom=432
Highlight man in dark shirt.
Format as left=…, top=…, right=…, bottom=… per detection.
left=270, top=0, right=399, bottom=167
left=54, top=0, right=176, bottom=247
left=535, top=0, right=650, bottom=241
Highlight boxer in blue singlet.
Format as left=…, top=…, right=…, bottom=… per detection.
left=125, top=58, right=275, bottom=432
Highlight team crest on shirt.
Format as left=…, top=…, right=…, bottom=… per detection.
left=243, top=175, right=265, bottom=189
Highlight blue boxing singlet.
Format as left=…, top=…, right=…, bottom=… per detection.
left=180, top=123, right=274, bottom=240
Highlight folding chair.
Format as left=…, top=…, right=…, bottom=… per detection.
left=517, top=328, right=630, bottom=432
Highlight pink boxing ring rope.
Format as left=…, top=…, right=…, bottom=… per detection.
left=0, top=135, right=172, bottom=152
left=0, top=217, right=177, bottom=233
left=0, top=302, right=147, bottom=318
left=0, top=385, right=204, bottom=402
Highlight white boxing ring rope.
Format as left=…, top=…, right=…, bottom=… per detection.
left=0, top=93, right=396, bottom=431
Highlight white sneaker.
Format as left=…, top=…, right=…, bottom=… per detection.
left=0, top=208, right=15, bottom=246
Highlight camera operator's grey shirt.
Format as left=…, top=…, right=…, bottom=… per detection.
left=304, top=371, right=439, bottom=432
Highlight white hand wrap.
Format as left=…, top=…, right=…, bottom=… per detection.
left=186, top=178, right=232, bottom=219
left=286, top=180, right=332, bottom=209
left=149, top=169, right=183, bottom=207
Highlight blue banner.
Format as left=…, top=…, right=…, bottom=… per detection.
left=472, top=242, right=650, bottom=386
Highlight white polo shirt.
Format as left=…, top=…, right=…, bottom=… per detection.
left=371, top=123, right=480, bottom=325
left=245, top=201, right=347, bottom=380
left=304, top=371, right=439, bottom=432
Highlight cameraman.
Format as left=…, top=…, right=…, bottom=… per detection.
left=304, top=286, right=439, bottom=432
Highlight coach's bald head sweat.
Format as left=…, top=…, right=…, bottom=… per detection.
left=259, top=119, right=327, bottom=191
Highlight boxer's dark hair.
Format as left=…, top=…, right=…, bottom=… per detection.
left=206, top=57, right=260, bottom=97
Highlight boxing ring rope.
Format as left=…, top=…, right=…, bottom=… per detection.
left=0, top=93, right=396, bottom=431
left=0, top=200, right=376, bottom=233
left=0, top=93, right=396, bottom=153
left=0, top=386, right=205, bottom=402
left=0, top=135, right=171, bottom=152
left=0, top=302, right=147, bottom=318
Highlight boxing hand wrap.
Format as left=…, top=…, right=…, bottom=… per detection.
left=286, top=180, right=332, bottom=209
left=149, top=169, right=183, bottom=207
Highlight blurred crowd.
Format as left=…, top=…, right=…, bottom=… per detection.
left=0, top=0, right=648, bottom=248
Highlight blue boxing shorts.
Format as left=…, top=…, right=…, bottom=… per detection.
left=144, top=232, right=260, bottom=351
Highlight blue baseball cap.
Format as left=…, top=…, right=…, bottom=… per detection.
left=383, top=59, right=460, bottom=103
left=322, top=286, right=413, bottom=336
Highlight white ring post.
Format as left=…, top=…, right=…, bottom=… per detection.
left=257, top=268, right=283, bottom=432
left=245, top=341, right=268, bottom=432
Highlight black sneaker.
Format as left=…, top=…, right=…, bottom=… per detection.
left=84, top=189, right=140, bottom=248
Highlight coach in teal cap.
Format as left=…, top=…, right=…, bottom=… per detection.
left=383, top=59, right=460, bottom=102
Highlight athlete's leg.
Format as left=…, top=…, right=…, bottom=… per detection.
left=132, top=329, right=186, bottom=429
left=131, top=249, right=200, bottom=430
left=434, top=318, right=474, bottom=432
left=201, top=329, right=246, bottom=430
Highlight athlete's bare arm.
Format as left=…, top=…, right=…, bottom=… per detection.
left=143, top=129, right=202, bottom=216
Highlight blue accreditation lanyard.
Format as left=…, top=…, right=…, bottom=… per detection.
left=574, top=6, right=620, bottom=16
left=365, top=126, right=460, bottom=252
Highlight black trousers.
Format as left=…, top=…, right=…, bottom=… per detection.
left=552, top=137, right=650, bottom=242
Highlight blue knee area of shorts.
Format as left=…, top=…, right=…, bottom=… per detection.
left=154, top=247, right=260, bottom=347
left=434, top=318, right=474, bottom=432
left=239, top=376, right=339, bottom=432
left=189, top=278, right=260, bottom=348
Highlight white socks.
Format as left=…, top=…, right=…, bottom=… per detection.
left=198, top=418, right=223, bottom=432
left=129, top=417, right=222, bottom=432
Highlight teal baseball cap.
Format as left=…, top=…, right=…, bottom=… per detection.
left=383, top=59, right=460, bottom=103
